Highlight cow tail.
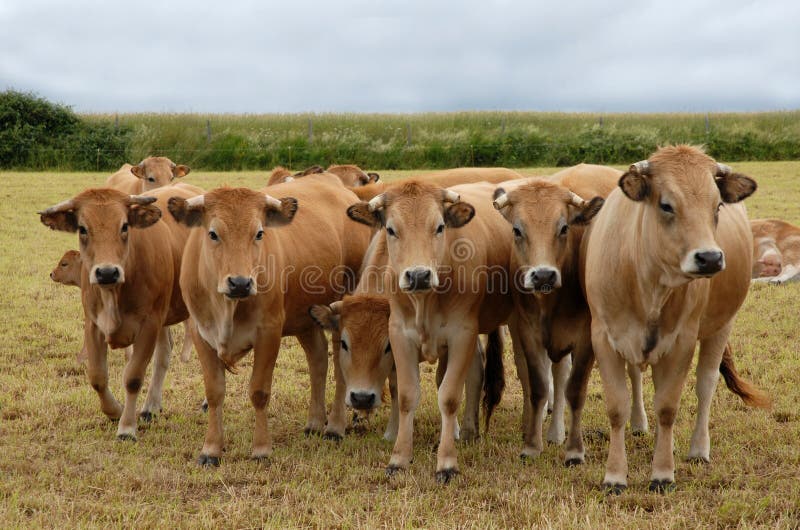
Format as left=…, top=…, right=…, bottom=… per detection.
left=483, top=328, right=506, bottom=433
left=719, top=343, right=771, bottom=409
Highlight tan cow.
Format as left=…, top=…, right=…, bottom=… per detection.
left=167, top=173, right=371, bottom=465
left=493, top=164, right=639, bottom=465
left=583, top=145, right=769, bottom=493
left=106, top=157, right=191, bottom=194
left=327, top=164, right=380, bottom=187
left=347, top=181, right=514, bottom=482
left=350, top=167, right=525, bottom=201
left=309, top=232, right=504, bottom=442
left=751, top=218, right=800, bottom=283
left=39, top=185, right=199, bottom=439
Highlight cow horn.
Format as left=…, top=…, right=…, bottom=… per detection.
left=186, top=195, right=205, bottom=207
left=128, top=195, right=158, bottom=205
left=493, top=193, right=509, bottom=210
left=330, top=300, right=343, bottom=314
left=630, top=160, right=650, bottom=174
left=368, top=193, right=386, bottom=212
left=443, top=189, right=460, bottom=203
left=264, top=194, right=283, bottom=209
left=716, top=163, right=732, bottom=176
left=38, top=198, right=75, bottom=215
left=569, top=192, right=587, bottom=208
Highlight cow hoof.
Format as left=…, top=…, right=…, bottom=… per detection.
left=139, top=411, right=154, bottom=423
left=323, top=432, right=343, bottom=442
left=303, top=427, right=323, bottom=437
left=564, top=458, right=583, bottom=467
left=648, top=479, right=676, bottom=494
left=250, top=455, right=270, bottom=465
left=201, top=401, right=208, bottom=413
left=117, top=433, right=137, bottom=442
left=602, top=482, right=626, bottom=495
left=385, top=465, right=404, bottom=478
left=197, top=454, right=220, bottom=467
left=632, top=430, right=647, bottom=437
left=435, top=468, right=459, bottom=484
left=686, top=456, right=710, bottom=465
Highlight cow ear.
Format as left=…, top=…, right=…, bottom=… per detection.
left=128, top=204, right=162, bottom=228
left=130, top=163, right=145, bottom=179
left=367, top=172, right=380, bottom=183
left=168, top=196, right=205, bottom=227
left=444, top=202, right=475, bottom=228
left=309, top=304, right=340, bottom=331
left=347, top=202, right=383, bottom=228
left=40, top=210, right=78, bottom=232
left=717, top=173, right=756, bottom=203
left=569, top=196, right=605, bottom=225
left=619, top=171, right=650, bottom=201
left=172, top=164, right=190, bottom=178
left=265, top=197, right=297, bottom=227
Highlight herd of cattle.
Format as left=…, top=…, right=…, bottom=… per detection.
left=41, top=146, right=792, bottom=493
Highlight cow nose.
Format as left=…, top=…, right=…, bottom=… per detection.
left=226, top=276, right=254, bottom=298
left=50, top=272, right=55, bottom=280
left=403, top=268, right=432, bottom=291
left=350, top=391, right=376, bottom=410
left=95, top=266, right=120, bottom=285
left=694, top=250, right=724, bottom=274
left=529, top=268, right=558, bottom=292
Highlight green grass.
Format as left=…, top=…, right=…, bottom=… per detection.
left=1, top=163, right=799, bottom=527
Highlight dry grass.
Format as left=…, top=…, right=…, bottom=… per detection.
left=1, top=163, right=799, bottom=528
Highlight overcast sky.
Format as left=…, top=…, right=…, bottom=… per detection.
left=1, top=0, right=797, bottom=113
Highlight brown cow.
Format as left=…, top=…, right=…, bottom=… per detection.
left=350, top=168, right=525, bottom=201
left=347, top=181, right=514, bottom=482
left=493, top=165, right=638, bottom=465
left=583, top=145, right=769, bottom=493
left=106, top=157, right=191, bottom=194
left=750, top=218, right=800, bottom=283
left=309, top=232, right=504, bottom=442
left=39, top=185, right=198, bottom=440
left=168, top=174, right=371, bottom=465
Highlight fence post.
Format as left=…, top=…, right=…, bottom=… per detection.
left=206, top=120, right=212, bottom=144
left=406, top=122, right=412, bottom=147
left=501, top=117, right=506, bottom=135
left=599, top=115, right=604, bottom=128
left=114, top=114, right=119, bottom=132
left=470, top=145, right=475, bottom=166
left=96, top=148, right=101, bottom=171
left=288, top=146, right=292, bottom=169
left=705, top=113, right=710, bottom=135
left=308, top=118, right=313, bottom=143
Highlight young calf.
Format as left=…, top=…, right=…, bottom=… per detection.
left=750, top=218, right=800, bottom=284
left=106, top=157, right=191, bottom=194
left=39, top=186, right=197, bottom=440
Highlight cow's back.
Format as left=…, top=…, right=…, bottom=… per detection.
left=353, top=168, right=522, bottom=201
left=105, top=163, right=141, bottom=195
left=550, top=164, right=622, bottom=199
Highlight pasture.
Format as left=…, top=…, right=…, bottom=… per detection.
left=1, top=162, right=799, bottom=528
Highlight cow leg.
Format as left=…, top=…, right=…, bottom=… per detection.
left=435, top=352, right=459, bottom=439
left=510, top=319, right=548, bottom=460
left=594, top=328, right=630, bottom=492
left=649, top=342, right=694, bottom=492
left=628, top=363, right=649, bottom=434
left=769, top=264, right=800, bottom=285
left=546, top=355, right=570, bottom=444
left=296, top=328, right=328, bottom=435
left=77, top=342, right=88, bottom=364
left=460, top=338, right=485, bottom=443
left=564, top=339, right=594, bottom=465
left=117, top=321, right=159, bottom=440
left=84, top=320, right=121, bottom=420
left=387, top=325, right=420, bottom=475
left=435, top=329, right=479, bottom=482
left=688, top=323, right=730, bottom=462
left=194, top=326, right=226, bottom=466
left=140, top=326, right=172, bottom=420
left=325, top=329, right=347, bottom=440
left=249, top=329, right=282, bottom=460
left=545, top=357, right=554, bottom=414
left=384, top=367, right=399, bottom=442
left=179, top=320, right=194, bottom=362
left=508, top=317, right=532, bottom=442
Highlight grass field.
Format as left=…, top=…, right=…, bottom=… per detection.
left=1, top=163, right=799, bottom=528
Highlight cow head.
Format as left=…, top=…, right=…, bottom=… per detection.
left=130, top=156, right=190, bottom=191
left=493, top=180, right=604, bottom=294
left=168, top=187, right=297, bottom=299
left=50, top=249, right=82, bottom=287
left=618, top=145, right=756, bottom=283
left=758, top=251, right=782, bottom=277
left=328, top=165, right=379, bottom=187
left=347, top=181, right=475, bottom=292
left=39, top=189, right=162, bottom=287
left=310, top=295, right=392, bottom=412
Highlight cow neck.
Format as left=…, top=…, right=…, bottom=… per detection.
left=215, top=298, right=238, bottom=369
left=630, top=211, right=678, bottom=333
left=407, top=291, right=439, bottom=363
left=89, top=237, right=138, bottom=338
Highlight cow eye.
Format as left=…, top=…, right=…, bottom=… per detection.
left=60, top=262, right=68, bottom=267
left=435, top=223, right=445, bottom=235
left=78, top=226, right=88, bottom=236
left=512, top=226, right=522, bottom=239
left=659, top=201, right=674, bottom=214
left=559, top=224, right=569, bottom=236
left=386, top=227, right=397, bottom=238
left=340, top=339, right=349, bottom=352
left=208, top=230, right=219, bottom=241
left=121, top=223, right=129, bottom=234
left=255, top=229, right=264, bottom=241
left=147, top=177, right=155, bottom=183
